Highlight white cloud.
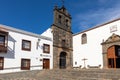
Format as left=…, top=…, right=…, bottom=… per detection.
left=73, top=2, right=120, bottom=31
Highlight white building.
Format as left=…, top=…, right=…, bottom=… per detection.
left=73, top=18, right=120, bottom=69
left=0, top=24, right=53, bottom=73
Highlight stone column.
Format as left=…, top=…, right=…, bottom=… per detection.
left=103, top=52, right=108, bottom=69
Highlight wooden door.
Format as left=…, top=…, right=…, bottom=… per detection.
left=108, top=58, right=114, bottom=68
left=43, top=59, right=50, bottom=69
left=107, top=46, right=116, bottom=68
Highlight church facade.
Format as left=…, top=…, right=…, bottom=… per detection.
left=0, top=5, right=120, bottom=73
left=73, top=18, right=120, bottom=69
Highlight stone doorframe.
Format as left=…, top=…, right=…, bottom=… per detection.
left=101, top=33, right=120, bottom=69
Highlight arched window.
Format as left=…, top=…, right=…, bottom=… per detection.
left=58, top=15, right=62, bottom=24
left=81, top=33, right=87, bottom=44
left=65, top=19, right=68, bottom=26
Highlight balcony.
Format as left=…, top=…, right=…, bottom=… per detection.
left=0, top=45, right=7, bottom=53
left=0, top=30, right=8, bottom=53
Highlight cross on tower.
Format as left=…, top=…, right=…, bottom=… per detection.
left=61, top=0, right=65, bottom=6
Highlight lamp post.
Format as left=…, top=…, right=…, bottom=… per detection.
left=37, top=38, right=41, bottom=49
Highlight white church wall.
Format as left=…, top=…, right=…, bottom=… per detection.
left=73, top=19, right=120, bottom=68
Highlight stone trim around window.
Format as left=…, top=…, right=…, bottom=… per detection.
left=21, top=59, right=30, bottom=70
left=0, top=57, right=4, bottom=70
left=22, top=39, right=31, bottom=51
left=43, top=44, right=50, bottom=53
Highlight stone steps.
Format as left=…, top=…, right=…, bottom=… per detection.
left=36, top=69, right=120, bottom=80
left=0, top=69, right=120, bottom=80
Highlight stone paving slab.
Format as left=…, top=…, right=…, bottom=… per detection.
left=0, top=78, right=36, bottom=80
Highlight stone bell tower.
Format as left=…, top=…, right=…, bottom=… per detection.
left=51, top=5, right=73, bottom=69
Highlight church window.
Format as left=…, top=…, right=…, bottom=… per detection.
left=65, top=19, right=69, bottom=26
left=58, top=15, right=62, bottom=24
left=75, top=62, right=77, bottom=65
left=43, top=44, right=50, bottom=53
left=81, top=33, right=87, bottom=44
left=0, top=57, right=4, bottom=70
left=62, top=39, right=66, bottom=47
left=21, top=59, right=30, bottom=70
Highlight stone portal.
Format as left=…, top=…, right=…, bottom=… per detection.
left=102, top=33, right=120, bottom=68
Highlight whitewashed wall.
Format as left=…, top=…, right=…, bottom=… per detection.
left=41, top=28, right=53, bottom=69
left=73, top=19, right=120, bottom=68
left=0, top=25, right=53, bottom=73
left=41, top=28, right=53, bottom=38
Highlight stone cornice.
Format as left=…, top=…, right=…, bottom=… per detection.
left=53, top=44, right=73, bottom=51
left=101, top=33, right=120, bottom=45
left=0, top=24, right=52, bottom=41
left=51, top=24, right=73, bottom=34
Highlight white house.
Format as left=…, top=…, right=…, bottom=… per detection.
left=0, top=24, right=53, bottom=73
left=73, top=18, right=120, bottom=69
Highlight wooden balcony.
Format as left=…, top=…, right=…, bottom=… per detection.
left=0, top=45, right=7, bottom=53
left=0, top=30, right=8, bottom=53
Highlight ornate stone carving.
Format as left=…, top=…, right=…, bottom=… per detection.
left=101, top=33, right=120, bottom=69
left=102, top=33, right=120, bottom=44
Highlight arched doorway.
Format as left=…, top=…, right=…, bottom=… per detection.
left=101, top=33, right=120, bottom=69
left=59, top=52, right=67, bottom=69
left=107, top=45, right=120, bottom=68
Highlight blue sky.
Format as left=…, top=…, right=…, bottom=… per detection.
left=0, top=0, right=120, bottom=34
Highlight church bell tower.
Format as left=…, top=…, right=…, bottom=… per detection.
left=51, top=5, right=73, bottom=69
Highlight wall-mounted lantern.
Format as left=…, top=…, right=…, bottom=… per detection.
left=37, top=38, right=41, bottom=49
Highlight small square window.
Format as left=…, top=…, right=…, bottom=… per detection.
left=0, top=57, right=4, bottom=70
left=22, top=40, right=31, bottom=51
left=21, top=59, right=30, bottom=70
left=43, top=44, right=50, bottom=53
